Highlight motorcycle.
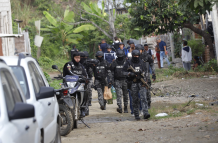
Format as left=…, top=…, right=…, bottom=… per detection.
left=52, top=65, right=90, bottom=129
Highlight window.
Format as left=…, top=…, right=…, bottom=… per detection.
left=28, top=62, right=45, bottom=94
left=10, top=66, right=30, bottom=99
left=1, top=70, right=23, bottom=112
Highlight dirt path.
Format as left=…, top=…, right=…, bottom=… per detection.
left=61, top=78, right=218, bottom=143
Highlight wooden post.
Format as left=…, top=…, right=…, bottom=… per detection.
left=0, top=38, right=3, bottom=56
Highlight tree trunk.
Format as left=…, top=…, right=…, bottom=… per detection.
left=183, top=23, right=215, bottom=59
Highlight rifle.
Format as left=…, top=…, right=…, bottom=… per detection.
left=127, top=65, right=151, bottom=90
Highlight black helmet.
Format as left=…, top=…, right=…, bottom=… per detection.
left=79, top=51, right=85, bottom=57
left=135, top=44, right=144, bottom=51
left=84, top=51, right=89, bottom=57
left=132, top=50, right=140, bottom=57
left=119, top=42, right=124, bottom=46
left=129, top=41, right=134, bottom=45
left=107, top=45, right=112, bottom=49
left=116, top=50, right=125, bottom=57
left=95, top=51, right=104, bottom=57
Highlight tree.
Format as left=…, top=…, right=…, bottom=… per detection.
left=178, top=0, right=218, bottom=14
left=41, top=6, right=95, bottom=46
left=127, top=0, right=215, bottom=58
left=79, top=1, right=123, bottom=41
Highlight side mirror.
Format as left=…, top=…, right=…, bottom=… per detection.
left=52, top=65, right=58, bottom=70
left=8, top=103, right=35, bottom=120
left=37, top=86, right=54, bottom=100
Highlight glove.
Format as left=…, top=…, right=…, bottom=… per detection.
left=129, top=72, right=136, bottom=78
left=152, top=74, right=156, bottom=81
left=108, top=83, right=112, bottom=88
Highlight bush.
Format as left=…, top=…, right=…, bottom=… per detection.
left=187, top=39, right=205, bottom=58
left=43, top=71, right=51, bottom=82
left=197, top=59, right=218, bottom=72
left=38, top=57, right=53, bottom=67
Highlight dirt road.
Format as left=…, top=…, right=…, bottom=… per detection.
left=61, top=78, right=218, bottom=143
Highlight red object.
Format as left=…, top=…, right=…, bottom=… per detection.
left=63, top=90, right=68, bottom=96
left=156, top=53, right=160, bottom=61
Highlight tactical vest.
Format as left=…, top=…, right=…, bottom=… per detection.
left=63, top=62, right=83, bottom=77
left=114, top=60, right=125, bottom=80
left=94, top=60, right=107, bottom=79
left=127, top=59, right=144, bottom=83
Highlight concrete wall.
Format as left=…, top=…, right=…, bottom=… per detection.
left=0, top=0, right=14, bottom=56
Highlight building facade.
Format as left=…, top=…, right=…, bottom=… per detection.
left=0, top=0, right=14, bottom=56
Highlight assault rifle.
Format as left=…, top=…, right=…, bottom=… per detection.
left=127, top=65, right=151, bottom=90
left=86, top=59, right=99, bottom=66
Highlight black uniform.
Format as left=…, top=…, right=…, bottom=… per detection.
left=136, top=44, right=156, bottom=109
left=123, top=50, right=150, bottom=120
left=111, top=50, right=128, bottom=113
left=93, top=51, right=112, bottom=110
left=63, top=52, right=88, bottom=117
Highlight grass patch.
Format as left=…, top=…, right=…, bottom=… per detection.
left=49, top=79, right=62, bottom=89
left=148, top=101, right=217, bottom=120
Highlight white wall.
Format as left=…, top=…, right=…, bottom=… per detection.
left=0, top=0, right=14, bottom=56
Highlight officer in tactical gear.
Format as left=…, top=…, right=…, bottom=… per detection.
left=111, top=50, right=128, bottom=113
left=93, top=51, right=112, bottom=110
left=79, top=51, right=94, bottom=116
left=63, top=51, right=89, bottom=118
left=137, top=44, right=156, bottom=109
left=123, top=50, right=150, bottom=120
left=80, top=51, right=94, bottom=106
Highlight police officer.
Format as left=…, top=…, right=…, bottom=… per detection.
left=80, top=51, right=93, bottom=106
left=63, top=51, right=89, bottom=117
left=93, top=51, right=112, bottom=110
left=79, top=51, right=94, bottom=116
left=123, top=50, right=150, bottom=120
left=111, top=50, right=128, bottom=113
left=137, top=44, right=156, bottom=109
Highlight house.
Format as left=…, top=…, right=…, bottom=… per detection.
left=0, top=0, right=15, bottom=56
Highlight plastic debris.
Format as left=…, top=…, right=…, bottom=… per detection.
left=155, top=113, right=168, bottom=117
left=196, top=103, right=204, bottom=107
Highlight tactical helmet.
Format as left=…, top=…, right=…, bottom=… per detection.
left=79, top=51, right=85, bottom=57
left=119, top=42, right=125, bottom=46
left=84, top=51, right=89, bottom=57
left=135, top=44, right=144, bottom=51
left=107, top=45, right=112, bottom=49
left=132, top=50, right=140, bottom=57
left=129, top=41, right=134, bottom=45
left=116, top=49, right=125, bottom=57
left=95, top=51, right=104, bottom=57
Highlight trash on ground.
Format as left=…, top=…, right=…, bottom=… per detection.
left=155, top=113, right=168, bottom=117
left=196, top=103, right=204, bottom=107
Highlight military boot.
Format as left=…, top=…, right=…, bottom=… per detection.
left=134, top=111, right=140, bottom=121
left=117, top=105, right=122, bottom=113
left=85, top=108, right=89, bottom=116
left=148, top=102, right=151, bottom=109
left=88, top=100, right=92, bottom=106
left=80, top=109, right=86, bottom=118
left=144, top=113, right=150, bottom=119
left=124, top=106, right=128, bottom=113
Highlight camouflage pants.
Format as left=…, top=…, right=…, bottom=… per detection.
left=94, top=79, right=106, bottom=106
left=147, top=89, right=151, bottom=106
left=131, top=83, right=148, bottom=117
left=114, top=79, right=128, bottom=106
left=87, top=80, right=93, bottom=101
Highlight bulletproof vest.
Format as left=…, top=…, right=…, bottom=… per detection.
left=94, top=60, right=107, bottom=79
left=114, top=60, right=125, bottom=80
left=63, top=62, right=83, bottom=77
left=114, top=43, right=120, bottom=50
left=127, top=59, right=144, bottom=83
left=141, top=51, right=149, bottom=62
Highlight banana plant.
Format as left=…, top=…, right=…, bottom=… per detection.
left=41, top=6, right=95, bottom=46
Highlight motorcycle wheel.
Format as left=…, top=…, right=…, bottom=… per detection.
left=59, top=104, right=74, bottom=136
